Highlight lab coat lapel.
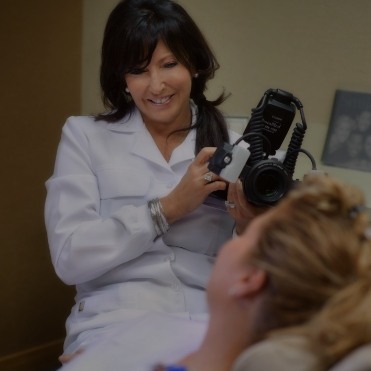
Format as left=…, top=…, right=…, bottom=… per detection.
left=131, top=130, right=170, bottom=168
left=106, top=110, right=168, bottom=168
left=106, top=108, right=196, bottom=168
left=168, top=129, right=196, bottom=166
left=131, top=128, right=196, bottom=168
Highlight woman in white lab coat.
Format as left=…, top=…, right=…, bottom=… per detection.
left=45, top=0, right=255, bottom=361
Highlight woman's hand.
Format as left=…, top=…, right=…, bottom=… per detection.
left=226, top=180, right=270, bottom=235
left=161, top=147, right=227, bottom=223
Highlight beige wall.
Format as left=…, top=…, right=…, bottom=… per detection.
left=0, top=1, right=81, bottom=369
left=82, top=0, right=371, bottom=205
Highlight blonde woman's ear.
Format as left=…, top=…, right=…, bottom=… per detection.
left=228, top=268, right=266, bottom=299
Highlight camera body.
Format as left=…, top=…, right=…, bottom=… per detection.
left=244, top=89, right=296, bottom=156
left=208, top=89, right=307, bottom=207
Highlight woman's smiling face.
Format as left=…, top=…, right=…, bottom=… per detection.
left=124, top=40, right=193, bottom=131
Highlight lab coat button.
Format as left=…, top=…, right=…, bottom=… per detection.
left=78, top=301, right=85, bottom=312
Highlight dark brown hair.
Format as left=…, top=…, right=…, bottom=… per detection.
left=96, top=0, right=230, bottom=153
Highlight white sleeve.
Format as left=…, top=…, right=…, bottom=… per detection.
left=45, top=118, right=156, bottom=285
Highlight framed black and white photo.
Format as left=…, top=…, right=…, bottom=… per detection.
left=322, top=90, right=371, bottom=172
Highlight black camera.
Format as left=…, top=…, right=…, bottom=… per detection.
left=208, top=88, right=311, bottom=207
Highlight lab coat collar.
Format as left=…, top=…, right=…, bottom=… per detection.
left=106, top=106, right=197, bottom=168
left=106, top=108, right=145, bottom=133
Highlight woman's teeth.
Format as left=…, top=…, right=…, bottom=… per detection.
left=151, top=96, right=172, bottom=104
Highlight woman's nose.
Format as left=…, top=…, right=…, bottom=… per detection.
left=148, top=71, right=165, bottom=94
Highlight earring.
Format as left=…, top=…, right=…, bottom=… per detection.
left=193, top=73, right=199, bottom=78
left=124, top=88, right=132, bottom=102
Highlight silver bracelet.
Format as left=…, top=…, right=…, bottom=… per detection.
left=147, top=198, right=170, bottom=236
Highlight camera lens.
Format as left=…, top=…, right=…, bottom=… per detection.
left=241, top=159, right=292, bottom=207
left=255, top=172, right=283, bottom=198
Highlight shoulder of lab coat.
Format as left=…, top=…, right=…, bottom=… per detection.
left=45, top=111, right=160, bottom=285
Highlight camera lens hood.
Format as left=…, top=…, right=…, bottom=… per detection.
left=241, top=159, right=292, bottom=207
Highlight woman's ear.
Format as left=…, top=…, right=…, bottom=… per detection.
left=229, top=267, right=266, bottom=299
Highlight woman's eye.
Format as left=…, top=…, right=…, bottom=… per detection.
left=164, top=61, right=178, bottom=69
left=128, top=68, right=146, bottom=75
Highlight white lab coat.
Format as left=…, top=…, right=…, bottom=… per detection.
left=59, top=312, right=208, bottom=371
left=45, top=107, right=238, bottom=353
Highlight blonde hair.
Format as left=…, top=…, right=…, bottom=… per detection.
left=250, top=174, right=371, bottom=368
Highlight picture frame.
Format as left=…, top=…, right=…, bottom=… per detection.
left=322, top=90, right=371, bottom=172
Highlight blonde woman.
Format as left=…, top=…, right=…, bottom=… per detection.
left=165, top=174, right=371, bottom=371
